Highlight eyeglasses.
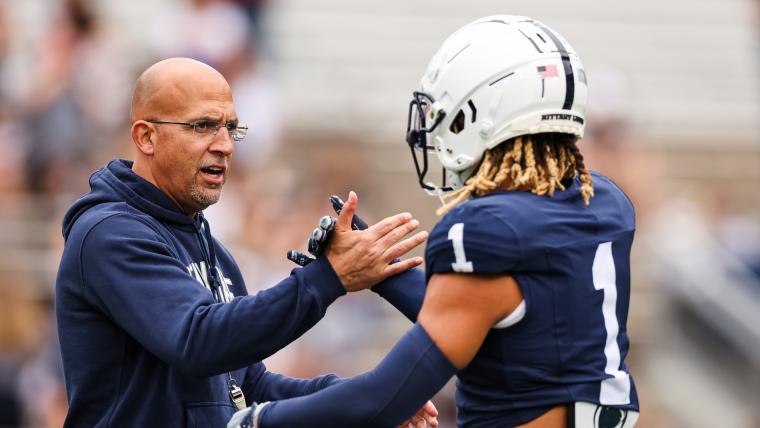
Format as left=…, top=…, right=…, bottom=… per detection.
left=147, top=119, right=248, bottom=142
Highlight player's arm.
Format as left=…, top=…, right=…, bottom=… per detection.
left=419, top=272, right=523, bottom=368
left=239, top=273, right=521, bottom=427
left=371, top=267, right=426, bottom=322
left=239, top=362, right=439, bottom=428
left=233, top=322, right=451, bottom=428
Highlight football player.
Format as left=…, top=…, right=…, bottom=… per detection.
left=231, top=15, right=640, bottom=428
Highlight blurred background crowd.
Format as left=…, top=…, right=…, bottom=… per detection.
left=0, top=0, right=759, bottom=426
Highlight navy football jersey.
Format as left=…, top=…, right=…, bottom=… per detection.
left=425, top=171, right=639, bottom=427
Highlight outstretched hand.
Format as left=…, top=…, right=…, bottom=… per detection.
left=326, top=191, right=427, bottom=292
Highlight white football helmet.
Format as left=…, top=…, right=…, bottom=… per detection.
left=406, top=15, right=588, bottom=194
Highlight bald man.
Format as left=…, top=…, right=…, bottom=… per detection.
left=55, top=58, right=433, bottom=427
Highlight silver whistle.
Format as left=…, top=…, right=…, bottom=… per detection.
left=229, top=382, right=246, bottom=411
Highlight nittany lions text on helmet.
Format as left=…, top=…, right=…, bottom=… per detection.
left=406, top=15, right=588, bottom=193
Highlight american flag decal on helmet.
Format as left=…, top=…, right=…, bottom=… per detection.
left=537, top=65, right=559, bottom=78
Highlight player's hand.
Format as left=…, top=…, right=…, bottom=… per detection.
left=398, top=400, right=439, bottom=428
left=326, top=191, right=427, bottom=292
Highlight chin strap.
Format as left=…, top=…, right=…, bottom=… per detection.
left=423, top=184, right=448, bottom=206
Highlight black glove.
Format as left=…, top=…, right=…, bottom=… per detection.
left=329, top=194, right=368, bottom=230
left=307, top=215, right=337, bottom=257
left=287, top=195, right=369, bottom=267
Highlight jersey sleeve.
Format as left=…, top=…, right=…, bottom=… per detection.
left=425, top=202, right=522, bottom=276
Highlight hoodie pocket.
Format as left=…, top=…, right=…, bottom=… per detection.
left=185, top=401, right=236, bottom=428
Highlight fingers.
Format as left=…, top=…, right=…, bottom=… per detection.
left=308, top=227, right=326, bottom=255
left=422, top=401, right=438, bottom=417
left=325, top=193, right=428, bottom=291
left=319, top=215, right=336, bottom=232
left=383, top=231, right=428, bottom=262
left=398, top=416, right=423, bottom=428
left=374, top=218, right=421, bottom=252
left=383, top=256, right=424, bottom=277
left=399, top=401, right=438, bottom=428
left=335, top=191, right=358, bottom=231
left=308, top=216, right=337, bottom=256
left=367, top=211, right=414, bottom=241
left=408, top=412, right=428, bottom=428
left=422, top=401, right=439, bottom=427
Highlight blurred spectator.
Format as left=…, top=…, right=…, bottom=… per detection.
left=228, top=0, right=270, bottom=43
left=0, top=290, right=49, bottom=427
left=152, top=0, right=282, bottom=171
left=20, top=0, right=130, bottom=196
left=0, top=6, right=31, bottom=420
left=152, top=0, right=252, bottom=72
left=707, top=186, right=760, bottom=280
left=717, top=216, right=760, bottom=279
left=0, top=1, right=8, bottom=57
left=15, top=310, right=67, bottom=428
left=0, top=356, right=21, bottom=427
left=0, top=94, right=25, bottom=195
left=583, top=65, right=664, bottom=220
left=0, top=2, right=25, bottom=195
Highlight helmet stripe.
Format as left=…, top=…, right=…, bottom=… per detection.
left=535, top=23, right=575, bottom=110
left=518, top=29, right=543, bottom=53
left=489, top=71, right=514, bottom=87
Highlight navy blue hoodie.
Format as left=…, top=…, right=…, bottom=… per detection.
left=56, top=159, right=349, bottom=427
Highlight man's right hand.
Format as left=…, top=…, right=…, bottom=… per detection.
left=326, top=191, right=427, bottom=293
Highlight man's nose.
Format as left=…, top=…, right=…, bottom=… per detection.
left=210, top=129, right=234, bottom=156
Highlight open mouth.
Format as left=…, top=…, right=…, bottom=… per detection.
left=200, top=166, right=225, bottom=176
left=199, top=165, right=226, bottom=185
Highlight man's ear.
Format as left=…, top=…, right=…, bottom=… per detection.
left=131, top=121, right=156, bottom=156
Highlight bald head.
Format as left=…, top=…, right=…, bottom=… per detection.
left=129, top=57, right=238, bottom=216
left=130, top=57, right=231, bottom=122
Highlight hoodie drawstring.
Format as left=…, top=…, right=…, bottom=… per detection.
left=196, top=214, right=229, bottom=303
left=196, top=214, right=246, bottom=410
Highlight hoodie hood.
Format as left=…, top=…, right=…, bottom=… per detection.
left=62, top=159, right=195, bottom=240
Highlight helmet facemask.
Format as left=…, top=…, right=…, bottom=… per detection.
left=405, top=91, right=453, bottom=196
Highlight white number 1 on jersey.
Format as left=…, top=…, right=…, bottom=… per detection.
left=448, top=223, right=474, bottom=272
left=593, top=242, right=631, bottom=405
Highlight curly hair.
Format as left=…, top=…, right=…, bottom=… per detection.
left=437, top=133, right=594, bottom=216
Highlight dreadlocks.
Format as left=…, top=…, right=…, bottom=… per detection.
left=437, top=133, right=594, bottom=216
